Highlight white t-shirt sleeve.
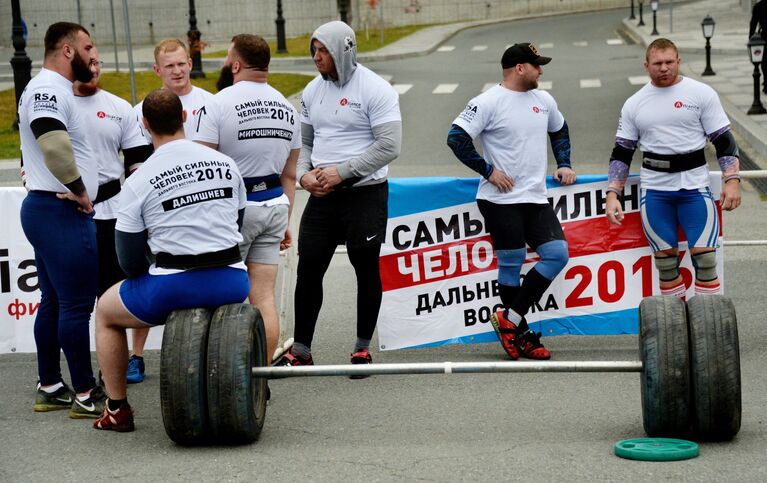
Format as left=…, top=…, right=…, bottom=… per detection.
left=699, top=87, right=730, bottom=136
left=120, top=100, right=150, bottom=150
left=290, top=107, right=302, bottom=150
left=366, top=84, right=401, bottom=128
left=452, top=95, right=488, bottom=139
left=27, top=84, right=70, bottom=127
left=133, top=102, right=152, bottom=143
left=192, top=97, right=220, bottom=144
left=115, top=182, right=146, bottom=233
left=299, top=88, right=313, bottom=126
left=544, top=93, right=565, bottom=132
left=615, top=100, right=639, bottom=141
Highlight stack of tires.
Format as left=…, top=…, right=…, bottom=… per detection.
left=160, top=304, right=268, bottom=445
left=639, top=294, right=741, bottom=441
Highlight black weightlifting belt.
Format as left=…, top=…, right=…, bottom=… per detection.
left=155, top=245, right=241, bottom=270
left=94, top=179, right=121, bottom=203
left=641, top=148, right=706, bottom=173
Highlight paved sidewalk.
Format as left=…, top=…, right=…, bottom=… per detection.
left=621, top=0, right=767, bottom=164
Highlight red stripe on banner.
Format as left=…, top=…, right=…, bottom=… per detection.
left=380, top=235, right=497, bottom=291
left=381, top=203, right=723, bottom=293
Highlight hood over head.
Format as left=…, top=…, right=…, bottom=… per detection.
left=310, top=21, right=357, bottom=85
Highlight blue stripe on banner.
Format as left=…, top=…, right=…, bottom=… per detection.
left=388, top=175, right=614, bottom=218
left=402, top=309, right=639, bottom=350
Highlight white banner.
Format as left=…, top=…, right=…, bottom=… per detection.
left=377, top=175, right=724, bottom=351
left=0, top=188, right=163, bottom=353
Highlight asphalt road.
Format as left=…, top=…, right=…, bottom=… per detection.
left=2, top=9, right=767, bottom=482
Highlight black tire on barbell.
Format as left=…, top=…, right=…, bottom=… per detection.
left=206, top=303, right=268, bottom=445
left=160, top=308, right=213, bottom=445
left=638, top=295, right=692, bottom=437
left=686, top=294, right=742, bottom=441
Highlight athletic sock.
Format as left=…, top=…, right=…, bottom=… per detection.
left=354, top=338, right=371, bottom=352
left=131, top=355, right=143, bottom=360
left=695, top=280, right=721, bottom=295
left=292, top=342, right=311, bottom=359
left=505, top=309, right=523, bottom=326
left=41, top=382, right=64, bottom=393
left=660, top=279, right=687, bottom=300
left=108, top=398, right=128, bottom=411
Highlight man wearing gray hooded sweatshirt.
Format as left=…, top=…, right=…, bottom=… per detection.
left=278, top=21, right=402, bottom=374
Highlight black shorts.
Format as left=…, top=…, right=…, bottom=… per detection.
left=476, top=200, right=565, bottom=251
left=298, top=181, right=388, bottom=249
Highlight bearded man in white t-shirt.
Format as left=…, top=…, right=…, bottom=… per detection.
left=128, top=38, right=214, bottom=381
left=606, top=38, right=741, bottom=301
left=447, top=43, right=576, bottom=361
left=194, top=34, right=299, bottom=364
left=278, top=21, right=402, bottom=372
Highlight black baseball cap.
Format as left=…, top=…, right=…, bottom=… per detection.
left=501, top=43, right=552, bottom=68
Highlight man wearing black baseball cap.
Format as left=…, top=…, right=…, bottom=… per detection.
left=447, top=42, right=574, bottom=361
left=501, top=43, right=552, bottom=68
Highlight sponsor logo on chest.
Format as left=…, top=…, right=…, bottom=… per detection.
left=96, top=111, right=122, bottom=123
left=673, top=100, right=700, bottom=112
left=339, top=97, right=362, bottom=109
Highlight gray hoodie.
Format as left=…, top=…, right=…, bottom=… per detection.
left=310, top=21, right=357, bottom=86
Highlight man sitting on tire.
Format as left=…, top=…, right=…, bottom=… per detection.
left=93, top=89, right=250, bottom=432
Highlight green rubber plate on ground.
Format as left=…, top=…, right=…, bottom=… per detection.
left=614, top=438, right=699, bottom=461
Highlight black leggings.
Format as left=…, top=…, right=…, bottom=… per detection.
left=294, top=183, right=388, bottom=347
left=95, top=218, right=127, bottom=297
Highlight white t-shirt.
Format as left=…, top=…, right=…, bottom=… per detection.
left=18, top=68, right=98, bottom=198
left=616, top=76, right=730, bottom=191
left=117, top=139, right=247, bottom=275
left=300, top=64, right=401, bottom=184
left=134, top=85, right=213, bottom=143
left=193, top=80, right=300, bottom=207
left=453, top=85, right=564, bottom=204
left=75, top=89, right=150, bottom=220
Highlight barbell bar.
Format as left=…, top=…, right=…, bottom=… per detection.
left=252, top=360, right=643, bottom=378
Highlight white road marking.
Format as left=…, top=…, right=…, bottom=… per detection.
left=607, top=38, right=624, bottom=45
left=471, top=45, right=488, bottom=51
left=392, top=84, right=413, bottom=95
left=433, top=84, right=459, bottom=94
left=580, top=78, right=602, bottom=88
left=538, top=81, right=553, bottom=90
left=629, top=75, right=650, bottom=85
left=573, top=41, right=589, bottom=47
left=437, top=46, right=455, bottom=52
left=539, top=43, right=554, bottom=49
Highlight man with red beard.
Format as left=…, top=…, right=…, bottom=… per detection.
left=17, top=22, right=106, bottom=418
left=73, top=48, right=153, bottom=303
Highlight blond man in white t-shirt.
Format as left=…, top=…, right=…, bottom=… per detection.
left=606, top=38, right=741, bottom=300
left=447, top=43, right=576, bottom=361
left=128, top=38, right=214, bottom=383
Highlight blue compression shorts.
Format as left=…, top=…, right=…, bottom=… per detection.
left=119, top=266, right=250, bottom=325
left=639, top=188, right=720, bottom=252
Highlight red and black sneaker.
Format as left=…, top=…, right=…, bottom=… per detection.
left=349, top=348, right=372, bottom=380
left=516, top=328, right=551, bottom=360
left=93, top=401, right=135, bottom=432
left=490, top=310, right=520, bottom=360
left=275, top=351, right=314, bottom=366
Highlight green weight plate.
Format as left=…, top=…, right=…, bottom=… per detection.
left=614, top=438, right=699, bottom=462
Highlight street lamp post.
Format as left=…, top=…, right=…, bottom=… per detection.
left=338, top=0, right=349, bottom=24
left=630, top=0, right=636, bottom=20
left=187, top=0, right=205, bottom=78
left=747, top=34, right=766, bottom=115
left=651, top=0, right=659, bottom=36
left=10, top=0, right=32, bottom=130
left=638, top=1, right=645, bottom=27
left=276, top=0, right=287, bottom=54
left=701, top=15, right=716, bottom=76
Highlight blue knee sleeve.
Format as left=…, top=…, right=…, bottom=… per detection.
left=534, top=240, right=569, bottom=280
left=496, top=248, right=526, bottom=286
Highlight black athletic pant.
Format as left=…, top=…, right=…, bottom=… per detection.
left=95, top=218, right=127, bottom=297
left=294, top=182, right=388, bottom=347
